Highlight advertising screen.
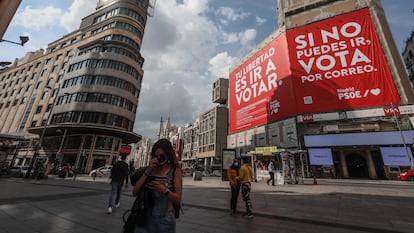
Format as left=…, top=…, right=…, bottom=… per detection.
left=308, top=148, right=334, bottom=165
left=287, top=8, right=400, bottom=114
left=380, top=147, right=413, bottom=166
left=229, top=33, right=295, bottom=133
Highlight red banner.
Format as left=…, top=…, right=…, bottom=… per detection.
left=287, top=8, right=400, bottom=114
left=229, top=8, right=401, bottom=134
left=229, top=33, right=295, bottom=133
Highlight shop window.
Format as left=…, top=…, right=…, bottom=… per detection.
left=389, top=167, right=400, bottom=173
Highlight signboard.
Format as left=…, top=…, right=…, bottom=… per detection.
left=222, top=149, right=236, bottom=181
left=380, top=147, right=413, bottom=166
left=229, top=33, right=295, bottom=133
left=229, top=8, right=401, bottom=134
left=119, top=145, right=132, bottom=155
left=288, top=8, right=400, bottom=114
left=308, top=148, right=334, bottom=165
left=255, top=146, right=278, bottom=156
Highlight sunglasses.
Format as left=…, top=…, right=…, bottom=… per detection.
left=151, top=154, right=168, bottom=164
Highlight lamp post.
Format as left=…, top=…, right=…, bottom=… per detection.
left=288, top=135, right=305, bottom=184
left=26, top=84, right=61, bottom=178
left=56, top=129, right=67, bottom=169
left=390, top=103, right=414, bottom=170
left=0, top=36, right=29, bottom=46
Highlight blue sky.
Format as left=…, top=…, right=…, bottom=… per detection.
left=1, top=0, right=413, bottom=138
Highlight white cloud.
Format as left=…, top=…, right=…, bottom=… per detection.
left=222, top=29, right=257, bottom=46
left=135, top=0, right=221, bottom=136
left=222, top=32, right=239, bottom=44
left=256, top=16, right=267, bottom=25
left=12, top=6, right=62, bottom=31
left=60, top=0, right=96, bottom=32
left=240, top=29, right=257, bottom=45
left=208, top=52, right=237, bottom=79
left=218, top=6, right=250, bottom=22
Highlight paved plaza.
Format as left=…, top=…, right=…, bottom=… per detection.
left=0, top=175, right=413, bottom=233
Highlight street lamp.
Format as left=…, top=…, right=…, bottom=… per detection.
left=390, top=103, right=414, bottom=170
left=26, top=84, right=60, bottom=178
left=0, top=36, right=29, bottom=46
left=287, top=135, right=306, bottom=184
left=56, top=129, right=67, bottom=169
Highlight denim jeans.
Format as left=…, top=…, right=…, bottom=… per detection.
left=108, top=181, right=122, bottom=208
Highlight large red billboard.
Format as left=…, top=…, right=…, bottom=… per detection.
left=288, top=8, right=400, bottom=114
left=229, top=33, right=295, bottom=133
left=229, top=8, right=401, bottom=134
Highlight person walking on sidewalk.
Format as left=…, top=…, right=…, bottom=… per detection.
left=132, top=138, right=183, bottom=233
left=236, top=156, right=254, bottom=218
left=267, top=161, right=275, bottom=186
left=107, top=154, right=129, bottom=214
left=227, top=159, right=240, bottom=215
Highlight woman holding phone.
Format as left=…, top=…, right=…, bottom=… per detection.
left=132, top=139, right=183, bottom=233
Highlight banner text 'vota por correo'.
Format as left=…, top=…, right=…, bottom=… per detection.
left=288, top=8, right=400, bottom=113
left=229, top=33, right=295, bottom=134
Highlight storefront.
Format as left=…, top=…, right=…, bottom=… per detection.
left=305, top=130, right=414, bottom=180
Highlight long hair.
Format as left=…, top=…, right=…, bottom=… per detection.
left=151, top=139, right=179, bottom=167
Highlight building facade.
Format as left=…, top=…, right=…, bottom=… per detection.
left=181, top=122, right=199, bottom=168
left=228, top=0, right=414, bottom=180
left=0, top=0, right=151, bottom=172
left=0, top=0, right=22, bottom=39
left=403, top=31, right=414, bottom=88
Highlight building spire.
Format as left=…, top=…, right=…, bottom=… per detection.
left=158, top=116, right=164, bottom=139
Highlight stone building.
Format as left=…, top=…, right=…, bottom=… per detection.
left=0, top=0, right=152, bottom=172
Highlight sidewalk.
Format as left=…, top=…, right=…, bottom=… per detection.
left=1, top=175, right=413, bottom=233
left=182, top=176, right=414, bottom=233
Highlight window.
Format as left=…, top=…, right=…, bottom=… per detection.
left=51, top=65, right=58, bottom=73
left=13, top=99, right=18, bottom=106
left=30, top=121, right=37, bottom=127
left=40, top=69, right=47, bottom=77
left=41, top=92, right=48, bottom=100
left=46, top=103, right=53, bottom=112
left=35, top=105, right=43, bottom=114
left=35, top=81, right=42, bottom=89
left=21, top=97, right=27, bottom=104
left=45, top=58, right=51, bottom=65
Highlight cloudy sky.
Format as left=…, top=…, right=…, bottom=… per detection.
left=1, top=0, right=413, bottom=139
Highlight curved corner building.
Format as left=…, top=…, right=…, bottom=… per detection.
left=0, top=0, right=151, bottom=172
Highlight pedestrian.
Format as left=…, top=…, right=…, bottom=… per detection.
left=236, top=156, right=254, bottom=218
left=107, top=154, right=129, bottom=214
left=132, top=138, right=183, bottom=233
left=267, top=161, right=275, bottom=186
left=227, top=159, right=240, bottom=215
